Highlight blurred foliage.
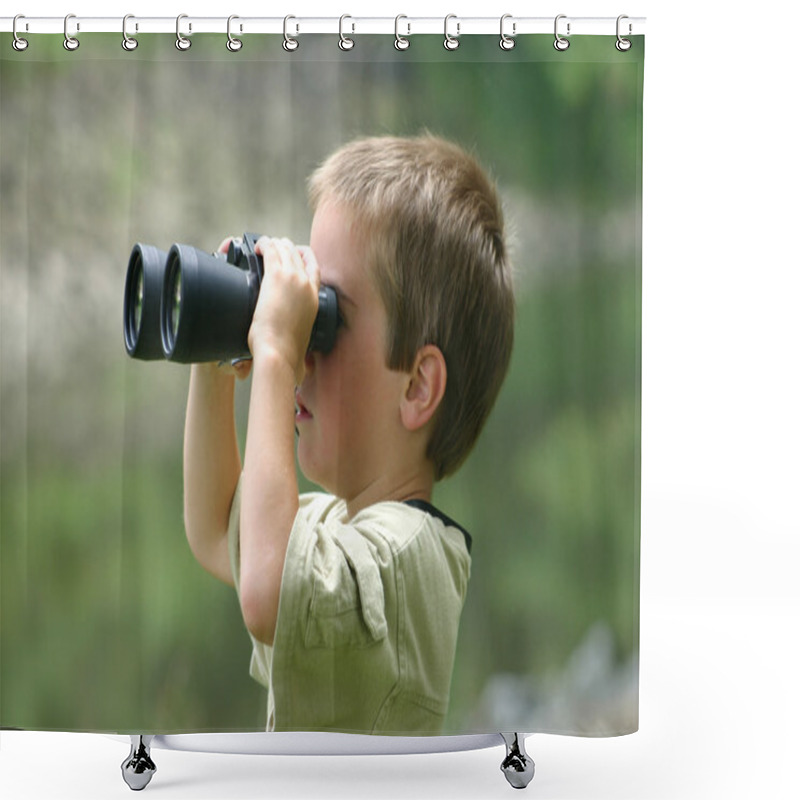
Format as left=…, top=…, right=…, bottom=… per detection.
left=1, top=34, right=642, bottom=734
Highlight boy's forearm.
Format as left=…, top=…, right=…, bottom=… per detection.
left=183, top=363, right=241, bottom=585
left=239, top=349, right=299, bottom=646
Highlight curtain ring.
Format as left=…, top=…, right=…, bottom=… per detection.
left=12, top=15, right=29, bottom=52
left=63, top=14, right=80, bottom=51
left=553, top=14, right=570, bottom=51
left=283, top=15, right=299, bottom=51
left=499, top=14, right=516, bottom=51
left=175, top=14, right=191, bottom=51
left=394, top=15, right=410, bottom=51
left=122, top=14, right=138, bottom=51
left=227, top=15, right=243, bottom=52
left=444, top=14, right=460, bottom=51
left=615, top=15, right=632, bottom=51
left=339, top=15, right=355, bottom=51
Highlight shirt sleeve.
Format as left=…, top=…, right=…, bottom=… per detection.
left=277, top=498, right=390, bottom=651
left=227, top=480, right=387, bottom=650
left=301, top=519, right=389, bottom=648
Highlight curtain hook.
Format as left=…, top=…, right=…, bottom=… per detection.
left=499, top=14, right=516, bottom=51
left=227, top=15, right=243, bottom=52
left=394, top=15, right=410, bottom=51
left=553, top=14, right=570, bottom=51
left=616, top=14, right=632, bottom=51
left=444, top=14, right=460, bottom=51
left=175, top=14, right=191, bottom=51
left=122, top=14, right=138, bottom=51
left=63, top=13, right=80, bottom=51
left=12, top=14, right=29, bottom=52
left=339, top=15, right=355, bottom=50
left=283, top=15, right=299, bottom=51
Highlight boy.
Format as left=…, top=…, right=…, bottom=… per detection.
left=182, top=135, right=514, bottom=734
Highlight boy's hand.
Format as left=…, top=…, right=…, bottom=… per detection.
left=248, top=237, right=320, bottom=385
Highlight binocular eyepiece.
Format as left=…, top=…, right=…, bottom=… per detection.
left=123, top=232, right=338, bottom=363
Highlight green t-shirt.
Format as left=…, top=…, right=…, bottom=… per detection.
left=227, top=479, right=471, bottom=735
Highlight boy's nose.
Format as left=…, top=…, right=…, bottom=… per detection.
left=303, top=349, right=316, bottom=375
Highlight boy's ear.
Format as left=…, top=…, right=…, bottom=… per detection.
left=400, top=345, right=447, bottom=433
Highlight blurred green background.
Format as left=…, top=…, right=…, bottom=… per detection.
left=1, top=34, right=642, bottom=735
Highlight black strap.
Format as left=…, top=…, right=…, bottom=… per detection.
left=402, top=499, right=473, bottom=555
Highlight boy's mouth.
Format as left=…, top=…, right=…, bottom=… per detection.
left=295, top=393, right=312, bottom=422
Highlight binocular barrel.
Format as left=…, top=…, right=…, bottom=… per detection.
left=123, top=234, right=338, bottom=364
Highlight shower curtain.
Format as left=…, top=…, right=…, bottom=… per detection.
left=0, top=26, right=643, bottom=741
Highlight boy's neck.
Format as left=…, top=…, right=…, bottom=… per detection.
left=344, top=468, right=435, bottom=521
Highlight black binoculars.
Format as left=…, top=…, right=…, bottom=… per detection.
left=123, top=232, right=338, bottom=363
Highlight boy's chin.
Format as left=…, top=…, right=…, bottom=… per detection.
left=297, top=449, right=331, bottom=495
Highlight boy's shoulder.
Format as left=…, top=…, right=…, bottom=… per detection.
left=297, top=492, right=471, bottom=557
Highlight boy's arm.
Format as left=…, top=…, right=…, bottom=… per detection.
left=238, top=238, right=319, bottom=647
left=183, top=363, right=243, bottom=587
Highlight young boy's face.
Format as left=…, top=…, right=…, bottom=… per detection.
left=295, top=201, right=408, bottom=505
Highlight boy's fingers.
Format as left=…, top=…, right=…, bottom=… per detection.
left=270, top=238, right=294, bottom=270
left=279, top=238, right=306, bottom=274
left=215, top=357, right=252, bottom=379
left=266, top=237, right=305, bottom=279
left=254, top=235, right=281, bottom=265
left=253, top=235, right=272, bottom=259
left=233, top=359, right=253, bottom=380
left=297, top=246, right=321, bottom=289
left=256, top=237, right=317, bottom=287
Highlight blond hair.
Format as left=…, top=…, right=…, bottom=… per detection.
left=308, top=134, right=514, bottom=479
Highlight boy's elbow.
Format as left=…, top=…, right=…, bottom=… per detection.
left=184, top=522, right=234, bottom=587
left=239, top=583, right=277, bottom=646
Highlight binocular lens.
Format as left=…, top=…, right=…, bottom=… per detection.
left=165, top=261, right=182, bottom=349
left=123, top=243, right=169, bottom=360
left=131, top=260, right=144, bottom=340
left=160, top=248, right=185, bottom=361
left=171, top=270, right=181, bottom=340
